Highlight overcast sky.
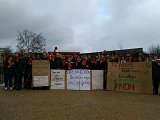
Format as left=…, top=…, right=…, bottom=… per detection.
left=0, top=0, right=160, bottom=53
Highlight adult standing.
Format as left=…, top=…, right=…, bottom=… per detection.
left=152, top=59, right=160, bottom=94
left=14, top=54, right=26, bottom=90
left=24, top=57, right=32, bottom=89
left=3, top=57, right=14, bottom=90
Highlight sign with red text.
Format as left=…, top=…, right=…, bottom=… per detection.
left=67, top=69, right=91, bottom=90
left=50, top=70, right=65, bottom=89
left=107, top=62, right=152, bottom=94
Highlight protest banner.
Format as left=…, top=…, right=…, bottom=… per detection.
left=50, top=70, right=65, bottom=89
left=67, top=69, right=91, bottom=90
left=92, top=70, right=104, bottom=90
left=107, top=62, right=152, bottom=94
left=32, top=60, right=50, bottom=87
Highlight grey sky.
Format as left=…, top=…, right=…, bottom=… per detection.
left=0, top=0, right=160, bottom=52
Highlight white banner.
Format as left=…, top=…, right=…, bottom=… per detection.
left=33, top=76, right=49, bottom=87
left=67, top=69, right=91, bottom=90
left=92, top=70, right=104, bottom=90
left=50, top=70, right=65, bottom=89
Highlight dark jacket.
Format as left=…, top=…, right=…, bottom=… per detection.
left=2, top=59, right=8, bottom=74
left=14, top=58, right=26, bottom=73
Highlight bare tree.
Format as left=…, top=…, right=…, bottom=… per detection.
left=30, top=33, right=46, bottom=53
left=16, top=29, right=46, bottom=53
left=147, top=44, right=160, bottom=54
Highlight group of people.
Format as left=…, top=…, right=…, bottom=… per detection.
left=2, top=54, right=31, bottom=90
left=2, top=52, right=108, bottom=91
left=1, top=51, right=160, bottom=94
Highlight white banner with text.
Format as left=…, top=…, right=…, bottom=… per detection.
left=67, top=69, right=91, bottom=90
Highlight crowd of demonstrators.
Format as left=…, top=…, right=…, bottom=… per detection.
left=2, top=53, right=31, bottom=90
left=1, top=51, right=160, bottom=92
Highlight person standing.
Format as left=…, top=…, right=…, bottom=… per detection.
left=152, top=59, right=160, bottom=94
left=14, top=54, right=26, bottom=90
left=3, top=57, right=14, bottom=90
left=24, top=57, right=32, bottom=89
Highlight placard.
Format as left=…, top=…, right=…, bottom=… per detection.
left=107, top=62, right=152, bottom=94
left=67, top=69, right=91, bottom=90
left=92, top=70, right=103, bottom=90
left=32, top=60, right=50, bottom=87
left=51, top=70, right=65, bottom=89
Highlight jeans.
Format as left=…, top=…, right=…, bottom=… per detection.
left=4, top=74, right=13, bottom=88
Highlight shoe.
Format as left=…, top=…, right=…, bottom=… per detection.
left=10, top=87, right=13, bottom=90
left=5, top=87, right=7, bottom=91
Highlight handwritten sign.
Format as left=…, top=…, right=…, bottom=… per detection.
left=50, top=70, right=65, bottom=89
left=107, top=62, right=152, bottom=94
left=32, top=60, right=50, bottom=87
left=67, top=69, right=91, bottom=90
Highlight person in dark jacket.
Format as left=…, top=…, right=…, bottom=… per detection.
left=53, top=53, right=62, bottom=69
left=3, top=57, right=8, bottom=90
left=3, top=57, right=14, bottom=90
left=14, top=55, right=26, bottom=90
left=152, top=59, right=160, bottom=94
left=24, top=57, right=32, bottom=89
left=99, top=55, right=108, bottom=70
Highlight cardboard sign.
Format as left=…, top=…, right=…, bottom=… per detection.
left=92, top=70, right=104, bottom=90
left=32, top=60, right=50, bottom=87
left=107, top=62, right=152, bottom=94
left=67, top=69, right=91, bottom=90
left=50, top=70, right=65, bottom=89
